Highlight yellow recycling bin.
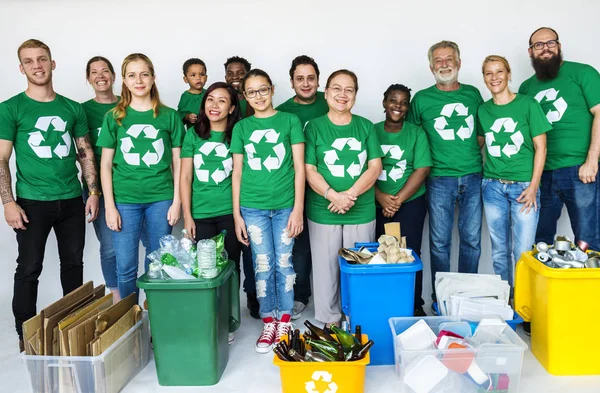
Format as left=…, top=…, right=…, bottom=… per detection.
left=515, top=251, right=600, bottom=375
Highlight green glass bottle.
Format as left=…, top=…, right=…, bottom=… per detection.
left=305, top=338, right=337, bottom=361
left=330, top=325, right=360, bottom=350
left=304, top=321, right=336, bottom=342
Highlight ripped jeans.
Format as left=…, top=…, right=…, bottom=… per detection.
left=241, top=206, right=295, bottom=319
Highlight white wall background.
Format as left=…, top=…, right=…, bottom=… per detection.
left=0, top=0, right=596, bottom=317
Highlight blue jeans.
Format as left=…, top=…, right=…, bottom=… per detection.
left=83, top=189, right=117, bottom=289
left=536, top=165, right=600, bottom=251
left=482, top=179, right=540, bottom=288
left=113, top=200, right=173, bottom=301
left=241, top=206, right=295, bottom=319
left=427, top=173, right=482, bottom=296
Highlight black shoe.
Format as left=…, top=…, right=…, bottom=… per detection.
left=247, top=292, right=260, bottom=319
left=414, top=307, right=427, bottom=317
left=523, top=322, right=531, bottom=336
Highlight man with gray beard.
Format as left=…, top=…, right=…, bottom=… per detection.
left=408, top=41, right=484, bottom=308
left=519, top=27, right=600, bottom=253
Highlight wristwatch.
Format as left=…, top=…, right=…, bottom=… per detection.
left=89, top=190, right=102, bottom=197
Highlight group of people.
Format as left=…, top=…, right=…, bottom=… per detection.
left=1, top=25, right=598, bottom=355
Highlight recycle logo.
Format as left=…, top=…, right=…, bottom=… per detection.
left=28, top=116, right=72, bottom=159
left=243, top=129, right=286, bottom=172
left=323, top=137, right=367, bottom=179
left=305, top=371, right=338, bottom=393
left=485, top=117, right=524, bottom=158
left=120, top=124, right=164, bottom=167
left=378, top=145, right=407, bottom=182
left=534, top=88, right=568, bottom=123
left=193, top=142, right=232, bottom=184
left=433, top=103, right=475, bottom=141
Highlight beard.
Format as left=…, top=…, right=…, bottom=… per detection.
left=434, top=67, right=458, bottom=86
left=25, top=70, right=53, bottom=87
left=531, top=50, right=563, bottom=81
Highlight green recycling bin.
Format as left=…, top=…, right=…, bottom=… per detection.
left=137, top=260, right=240, bottom=386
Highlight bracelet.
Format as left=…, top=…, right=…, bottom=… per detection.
left=324, top=186, right=332, bottom=200
left=89, top=190, right=102, bottom=197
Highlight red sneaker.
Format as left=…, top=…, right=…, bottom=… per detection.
left=275, top=314, right=292, bottom=345
left=255, top=317, right=278, bottom=354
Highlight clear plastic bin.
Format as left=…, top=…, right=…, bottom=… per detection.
left=389, top=316, right=527, bottom=393
left=21, top=312, right=150, bottom=393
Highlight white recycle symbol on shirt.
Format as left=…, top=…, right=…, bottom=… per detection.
left=433, top=103, right=475, bottom=141
left=120, top=124, right=164, bottom=167
left=378, top=145, right=407, bottom=182
left=243, top=129, right=286, bottom=172
left=28, top=116, right=72, bottom=159
left=323, top=137, right=367, bottom=179
left=194, top=142, right=232, bottom=184
left=485, top=117, right=524, bottom=158
left=534, top=88, right=568, bottom=123
left=305, top=371, right=338, bottom=393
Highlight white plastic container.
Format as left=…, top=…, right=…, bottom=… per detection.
left=389, top=316, right=527, bottom=393
left=21, top=312, right=150, bottom=393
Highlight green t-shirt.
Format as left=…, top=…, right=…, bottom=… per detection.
left=305, top=114, right=383, bottom=225
left=230, top=111, right=304, bottom=209
left=239, top=99, right=248, bottom=118
left=177, top=90, right=205, bottom=128
left=97, top=106, right=185, bottom=204
left=478, top=94, right=552, bottom=182
left=181, top=130, right=233, bottom=219
left=408, top=84, right=484, bottom=177
left=0, top=92, right=89, bottom=201
left=276, top=91, right=329, bottom=127
left=375, top=121, right=432, bottom=202
left=519, top=61, right=600, bottom=170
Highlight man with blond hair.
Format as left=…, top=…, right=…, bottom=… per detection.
left=0, top=39, right=100, bottom=350
left=408, top=40, right=484, bottom=311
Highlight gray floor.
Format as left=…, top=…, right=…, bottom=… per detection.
left=4, top=296, right=600, bottom=393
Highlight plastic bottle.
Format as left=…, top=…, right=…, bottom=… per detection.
left=197, top=239, right=218, bottom=278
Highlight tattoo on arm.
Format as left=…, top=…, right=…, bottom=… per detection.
left=75, top=135, right=99, bottom=193
left=0, top=159, right=15, bottom=204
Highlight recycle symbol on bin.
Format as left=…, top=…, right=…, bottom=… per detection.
left=378, top=145, right=407, bottom=182
left=534, top=88, right=568, bottom=123
left=193, top=142, right=232, bottom=184
left=120, top=124, right=164, bottom=167
left=28, top=116, right=72, bottom=159
left=485, top=117, right=524, bottom=158
left=433, top=103, right=475, bottom=141
left=324, top=137, right=367, bottom=179
left=305, top=371, right=338, bottom=393
left=243, top=129, right=286, bottom=172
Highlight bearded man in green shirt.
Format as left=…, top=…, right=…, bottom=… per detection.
left=520, top=27, right=600, bottom=251
left=0, top=39, right=100, bottom=350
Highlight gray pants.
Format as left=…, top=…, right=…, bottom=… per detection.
left=308, top=219, right=376, bottom=323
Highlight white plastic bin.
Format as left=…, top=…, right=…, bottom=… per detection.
left=21, top=312, right=150, bottom=393
left=389, top=316, right=527, bottom=393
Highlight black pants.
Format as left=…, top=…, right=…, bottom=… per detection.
left=292, top=215, right=312, bottom=305
left=13, top=197, right=86, bottom=339
left=375, top=194, right=427, bottom=309
left=194, top=214, right=245, bottom=290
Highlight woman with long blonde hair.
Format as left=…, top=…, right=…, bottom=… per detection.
left=97, top=53, right=185, bottom=301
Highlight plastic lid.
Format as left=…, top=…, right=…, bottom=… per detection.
left=137, top=259, right=235, bottom=290
left=339, top=247, right=423, bottom=274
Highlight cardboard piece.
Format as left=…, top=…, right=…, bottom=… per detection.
left=58, top=293, right=113, bottom=355
left=68, top=310, right=100, bottom=356
left=96, top=293, right=137, bottom=336
left=22, top=314, right=41, bottom=355
left=90, top=305, right=142, bottom=356
left=384, top=222, right=406, bottom=248
left=44, top=293, right=95, bottom=355
left=40, top=281, right=94, bottom=355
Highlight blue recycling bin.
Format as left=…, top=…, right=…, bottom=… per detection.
left=339, top=243, right=422, bottom=365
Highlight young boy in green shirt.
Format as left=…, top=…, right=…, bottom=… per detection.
left=177, top=58, right=208, bottom=129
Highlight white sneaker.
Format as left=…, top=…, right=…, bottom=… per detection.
left=255, top=318, right=277, bottom=354
left=292, top=301, right=307, bottom=320
left=228, top=332, right=235, bottom=346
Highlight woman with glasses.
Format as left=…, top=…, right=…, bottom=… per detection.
left=477, top=55, right=551, bottom=291
left=230, top=69, right=305, bottom=353
left=304, top=69, right=383, bottom=327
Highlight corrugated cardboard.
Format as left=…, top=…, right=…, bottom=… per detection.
left=90, top=305, right=142, bottom=356
left=22, top=314, right=41, bottom=355
left=44, top=293, right=95, bottom=355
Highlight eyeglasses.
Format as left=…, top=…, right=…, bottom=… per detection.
left=529, top=40, right=559, bottom=50
left=328, top=86, right=356, bottom=96
left=244, top=86, right=272, bottom=98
